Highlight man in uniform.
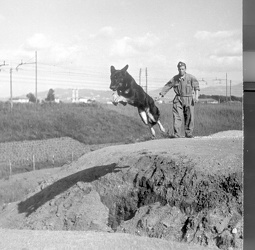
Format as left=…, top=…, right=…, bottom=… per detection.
left=157, top=61, right=200, bottom=138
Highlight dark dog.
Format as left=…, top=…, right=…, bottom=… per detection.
left=110, top=65, right=165, bottom=136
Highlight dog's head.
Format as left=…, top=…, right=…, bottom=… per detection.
left=110, top=65, right=129, bottom=91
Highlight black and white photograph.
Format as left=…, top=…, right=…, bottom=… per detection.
left=0, top=0, right=244, bottom=249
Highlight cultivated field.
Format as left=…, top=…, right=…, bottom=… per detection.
left=0, top=137, right=87, bottom=179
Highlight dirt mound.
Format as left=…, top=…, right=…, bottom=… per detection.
left=0, top=133, right=243, bottom=250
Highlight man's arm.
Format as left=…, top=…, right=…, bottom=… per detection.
left=194, top=89, right=199, bottom=103
left=155, top=79, right=174, bottom=100
left=160, top=79, right=174, bottom=96
left=191, top=75, right=200, bottom=103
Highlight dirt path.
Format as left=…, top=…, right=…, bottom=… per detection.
left=0, top=228, right=219, bottom=250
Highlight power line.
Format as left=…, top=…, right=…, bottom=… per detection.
left=1, top=55, right=242, bottom=99
left=15, top=51, right=38, bottom=102
left=145, top=67, right=148, bottom=93
left=0, top=69, right=241, bottom=86
left=0, top=61, right=8, bottom=68
left=1, top=61, right=242, bottom=83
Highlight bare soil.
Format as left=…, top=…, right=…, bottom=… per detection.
left=0, top=131, right=243, bottom=250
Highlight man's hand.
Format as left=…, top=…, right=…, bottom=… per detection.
left=194, top=96, right=199, bottom=103
left=154, top=93, right=163, bottom=101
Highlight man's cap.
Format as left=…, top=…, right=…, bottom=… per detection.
left=177, top=61, right=186, bottom=68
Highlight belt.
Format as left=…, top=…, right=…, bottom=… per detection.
left=175, top=94, right=192, bottom=97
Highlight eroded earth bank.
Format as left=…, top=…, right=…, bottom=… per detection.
left=0, top=131, right=243, bottom=250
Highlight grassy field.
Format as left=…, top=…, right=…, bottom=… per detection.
left=0, top=101, right=242, bottom=144
left=107, top=101, right=242, bottom=136
left=0, top=102, right=146, bottom=144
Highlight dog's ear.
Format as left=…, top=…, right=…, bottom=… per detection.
left=122, top=65, right=129, bottom=72
left=110, top=66, right=115, bottom=74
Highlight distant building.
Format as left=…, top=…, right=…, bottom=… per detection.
left=78, top=98, right=88, bottom=103
left=198, top=98, right=219, bottom=104
left=12, top=98, right=29, bottom=103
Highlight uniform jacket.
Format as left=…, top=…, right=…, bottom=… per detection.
left=160, top=73, right=200, bottom=105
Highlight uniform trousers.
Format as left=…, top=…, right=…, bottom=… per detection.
left=172, top=96, right=194, bottom=136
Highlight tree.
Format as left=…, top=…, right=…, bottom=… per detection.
left=26, top=93, right=36, bottom=103
left=45, top=89, right=55, bottom=102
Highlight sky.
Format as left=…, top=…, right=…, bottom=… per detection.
left=0, top=0, right=242, bottom=98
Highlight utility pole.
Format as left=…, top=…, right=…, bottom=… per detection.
left=9, top=59, right=34, bottom=111
left=226, top=73, right=228, bottom=102
left=139, top=68, right=142, bottom=86
left=145, top=67, right=148, bottom=93
left=10, top=68, right=13, bottom=111
left=35, top=51, right=37, bottom=103
left=230, top=80, right=232, bottom=101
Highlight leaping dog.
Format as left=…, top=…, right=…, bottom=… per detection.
left=110, top=65, right=165, bottom=137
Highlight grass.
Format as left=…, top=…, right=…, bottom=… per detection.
left=0, top=102, right=147, bottom=144
left=0, top=167, right=60, bottom=206
left=0, top=101, right=242, bottom=144
left=193, top=102, right=242, bottom=136
left=107, top=102, right=242, bottom=137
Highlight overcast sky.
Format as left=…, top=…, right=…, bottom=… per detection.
left=0, top=0, right=242, bottom=98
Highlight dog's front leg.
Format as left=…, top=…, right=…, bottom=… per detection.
left=112, top=91, right=119, bottom=106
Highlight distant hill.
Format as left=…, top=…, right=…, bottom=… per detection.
left=149, top=82, right=243, bottom=101
left=199, top=82, right=242, bottom=97
left=1, top=81, right=242, bottom=103
left=17, top=88, right=114, bottom=103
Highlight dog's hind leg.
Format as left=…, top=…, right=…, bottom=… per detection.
left=149, top=125, right=156, bottom=137
left=157, top=120, right=166, bottom=133
left=139, top=111, right=148, bottom=125
left=145, top=108, right=156, bottom=123
left=139, top=110, right=155, bottom=137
